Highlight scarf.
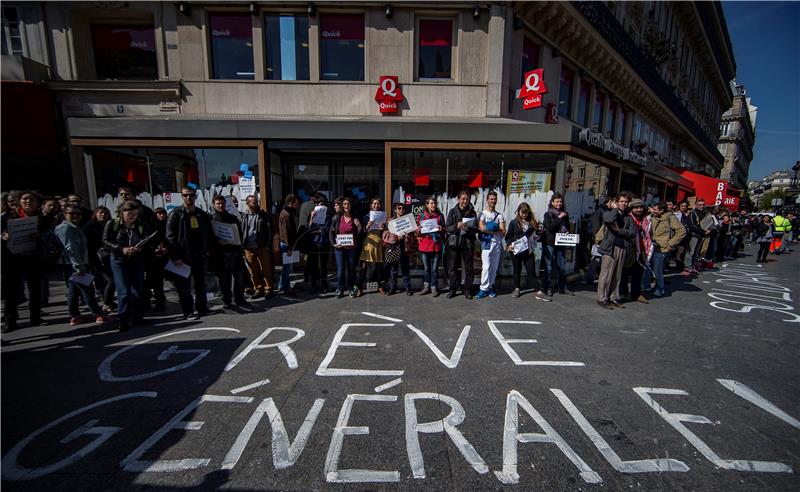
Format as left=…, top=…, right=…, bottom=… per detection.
left=630, top=213, right=651, bottom=260
left=548, top=207, right=568, bottom=233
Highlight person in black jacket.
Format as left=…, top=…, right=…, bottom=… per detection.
left=102, top=201, right=154, bottom=331
left=540, top=193, right=573, bottom=296
left=144, top=207, right=169, bottom=311
left=584, top=197, right=613, bottom=285
left=83, top=206, right=115, bottom=312
left=596, top=192, right=636, bottom=309
left=210, top=196, right=249, bottom=309
left=445, top=191, right=478, bottom=299
left=306, top=193, right=332, bottom=294
left=505, top=202, right=550, bottom=301
left=687, top=199, right=710, bottom=273
left=241, top=195, right=274, bottom=298
left=165, top=187, right=215, bottom=319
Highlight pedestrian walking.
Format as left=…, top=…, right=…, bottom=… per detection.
left=755, top=215, right=773, bottom=263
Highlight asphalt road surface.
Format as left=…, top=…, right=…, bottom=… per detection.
left=2, top=244, right=799, bottom=491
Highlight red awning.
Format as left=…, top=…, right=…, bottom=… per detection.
left=673, top=169, right=740, bottom=209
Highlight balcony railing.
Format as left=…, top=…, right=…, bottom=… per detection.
left=572, top=1, right=723, bottom=166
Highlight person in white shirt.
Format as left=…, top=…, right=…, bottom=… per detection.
left=476, top=191, right=506, bottom=298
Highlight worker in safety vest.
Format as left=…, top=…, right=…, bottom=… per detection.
left=773, top=210, right=792, bottom=253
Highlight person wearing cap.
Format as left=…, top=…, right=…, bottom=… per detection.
left=619, top=197, right=650, bottom=304
left=103, top=200, right=154, bottom=331
left=165, top=187, right=216, bottom=319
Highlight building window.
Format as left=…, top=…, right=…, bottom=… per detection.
left=520, top=36, right=540, bottom=85
left=91, top=25, right=157, bottom=80
left=209, top=13, right=254, bottom=80
left=592, top=90, right=605, bottom=131
left=265, top=14, right=309, bottom=80
left=577, top=80, right=591, bottom=127
left=558, top=66, right=574, bottom=119
left=618, top=107, right=628, bottom=143
left=1, top=7, right=25, bottom=56
left=417, top=18, right=453, bottom=80
left=607, top=99, right=618, bottom=137
left=320, top=14, right=365, bottom=81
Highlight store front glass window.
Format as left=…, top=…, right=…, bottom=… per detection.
left=577, top=80, right=591, bottom=127
left=418, top=19, right=453, bottom=80
left=265, top=14, right=309, bottom=80
left=558, top=67, right=574, bottom=119
left=618, top=108, right=628, bottom=143
left=320, top=14, right=364, bottom=81
left=592, top=90, right=605, bottom=132
left=92, top=147, right=259, bottom=213
left=643, top=178, right=664, bottom=204
left=520, top=36, right=540, bottom=85
left=209, top=13, right=254, bottom=80
left=91, top=24, right=157, bottom=80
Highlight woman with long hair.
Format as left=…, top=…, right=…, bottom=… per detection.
left=83, top=206, right=115, bottom=312
left=416, top=196, right=445, bottom=296
left=505, top=202, right=550, bottom=301
left=329, top=197, right=364, bottom=298
left=356, top=197, right=386, bottom=297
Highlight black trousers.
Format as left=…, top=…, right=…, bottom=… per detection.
left=584, top=255, right=601, bottom=284
left=306, top=245, right=331, bottom=288
left=757, top=242, right=770, bottom=261
left=447, top=247, right=474, bottom=293
left=217, top=267, right=246, bottom=304
left=620, top=261, right=643, bottom=299
left=2, top=254, right=43, bottom=328
left=357, top=261, right=384, bottom=290
left=172, top=257, right=208, bottom=315
left=510, top=251, right=540, bottom=290
left=145, top=255, right=167, bottom=307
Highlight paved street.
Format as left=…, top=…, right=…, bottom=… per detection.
left=2, top=244, right=799, bottom=491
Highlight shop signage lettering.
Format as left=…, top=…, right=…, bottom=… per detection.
left=545, top=103, right=559, bottom=124
left=212, top=28, right=231, bottom=37
left=322, top=30, right=341, bottom=39
left=375, top=75, right=404, bottom=114
left=578, top=128, right=648, bottom=167
left=517, top=68, right=548, bottom=110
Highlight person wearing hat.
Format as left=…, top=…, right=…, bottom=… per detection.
left=619, top=197, right=651, bottom=304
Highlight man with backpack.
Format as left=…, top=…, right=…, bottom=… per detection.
left=596, top=192, right=635, bottom=309
left=648, top=202, right=686, bottom=297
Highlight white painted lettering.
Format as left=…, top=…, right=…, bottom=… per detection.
left=487, top=320, right=584, bottom=366
left=717, top=379, right=800, bottom=430
left=226, top=327, right=305, bottom=371
left=316, top=323, right=404, bottom=377
left=406, top=323, right=470, bottom=368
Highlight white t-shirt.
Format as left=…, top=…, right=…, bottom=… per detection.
left=480, top=210, right=505, bottom=244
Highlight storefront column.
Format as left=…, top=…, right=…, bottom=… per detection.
left=257, top=141, right=269, bottom=210
left=70, top=143, right=90, bottom=205
left=554, top=156, right=567, bottom=192
left=83, top=148, right=97, bottom=207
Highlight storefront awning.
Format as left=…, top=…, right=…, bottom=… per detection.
left=673, top=169, right=740, bottom=209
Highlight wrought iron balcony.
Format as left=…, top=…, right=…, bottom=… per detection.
left=572, top=1, right=723, bottom=166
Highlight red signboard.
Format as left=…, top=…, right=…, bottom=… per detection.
left=375, top=75, right=403, bottom=114
left=517, top=68, right=548, bottom=110
left=674, top=169, right=741, bottom=209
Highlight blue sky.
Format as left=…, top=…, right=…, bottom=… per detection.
left=722, top=1, right=800, bottom=180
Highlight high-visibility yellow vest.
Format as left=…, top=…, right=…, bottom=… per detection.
left=774, top=215, right=791, bottom=233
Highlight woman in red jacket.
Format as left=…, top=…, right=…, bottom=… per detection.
left=416, top=196, right=445, bottom=296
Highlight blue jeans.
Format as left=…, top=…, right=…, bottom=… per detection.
left=334, top=247, right=358, bottom=291
left=542, top=245, right=566, bottom=292
left=109, top=256, right=145, bottom=324
left=420, top=251, right=440, bottom=289
left=279, top=242, right=294, bottom=291
left=63, top=266, right=102, bottom=317
left=652, top=251, right=667, bottom=292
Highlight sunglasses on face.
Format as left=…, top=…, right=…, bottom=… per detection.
left=182, top=193, right=196, bottom=198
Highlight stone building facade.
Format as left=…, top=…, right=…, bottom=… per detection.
left=718, top=83, right=757, bottom=191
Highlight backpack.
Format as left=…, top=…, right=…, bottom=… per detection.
left=593, top=224, right=607, bottom=245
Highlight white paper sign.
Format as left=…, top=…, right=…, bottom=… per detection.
left=165, top=260, right=192, bottom=278
left=69, top=272, right=95, bottom=287
left=511, top=237, right=529, bottom=255
left=238, top=176, right=256, bottom=200
left=162, top=192, right=182, bottom=213
left=555, top=233, right=579, bottom=246
left=369, top=211, right=386, bottom=229
left=335, top=234, right=354, bottom=247
left=461, top=217, right=475, bottom=227
left=420, top=218, right=439, bottom=234
left=7, top=217, right=39, bottom=254
left=388, top=214, right=417, bottom=235
left=282, top=250, right=300, bottom=264
left=311, top=206, right=327, bottom=225
left=211, top=220, right=241, bottom=245
left=224, top=196, right=239, bottom=215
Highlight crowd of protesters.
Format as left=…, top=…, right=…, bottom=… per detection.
left=1, top=185, right=796, bottom=333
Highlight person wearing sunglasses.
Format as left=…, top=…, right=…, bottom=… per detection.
left=384, top=202, right=415, bottom=295
left=165, top=187, right=215, bottom=320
